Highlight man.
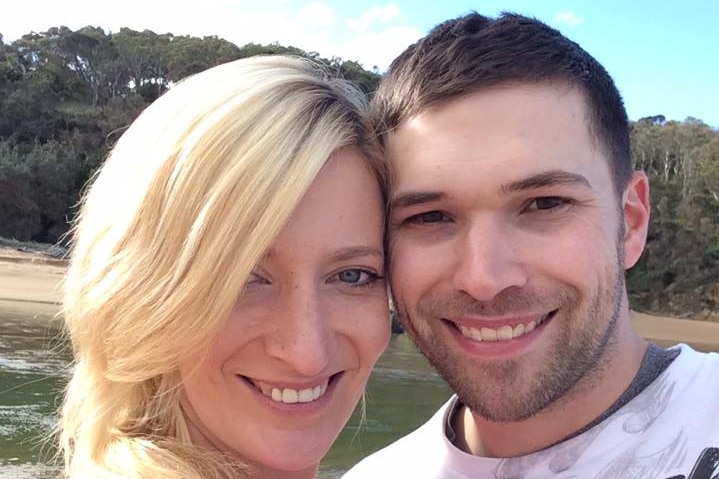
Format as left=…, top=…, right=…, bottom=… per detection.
left=344, top=12, right=719, bottom=479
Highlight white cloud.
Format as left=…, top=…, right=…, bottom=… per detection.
left=297, top=2, right=337, bottom=30
left=554, top=11, right=584, bottom=27
left=342, top=26, right=421, bottom=71
left=347, top=3, right=401, bottom=33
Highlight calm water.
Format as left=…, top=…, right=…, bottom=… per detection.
left=0, top=308, right=451, bottom=478
left=0, top=307, right=68, bottom=479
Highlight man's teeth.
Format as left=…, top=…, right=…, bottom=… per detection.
left=255, top=381, right=329, bottom=404
left=458, top=314, right=549, bottom=342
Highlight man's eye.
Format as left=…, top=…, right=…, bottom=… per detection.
left=527, top=197, right=570, bottom=211
left=404, top=211, right=449, bottom=224
left=335, top=269, right=380, bottom=286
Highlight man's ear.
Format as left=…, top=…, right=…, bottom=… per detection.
left=622, top=171, right=651, bottom=269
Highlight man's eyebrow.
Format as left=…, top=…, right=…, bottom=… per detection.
left=500, top=170, right=592, bottom=194
left=332, top=246, right=384, bottom=262
left=390, top=191, right=447, bottom=210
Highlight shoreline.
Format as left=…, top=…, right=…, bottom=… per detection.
left=1, top=248, right=718, bottom=351
left=0, top=248, right=65, bottom=325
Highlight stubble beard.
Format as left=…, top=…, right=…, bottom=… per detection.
left=395, top=258, right=626, bottom=423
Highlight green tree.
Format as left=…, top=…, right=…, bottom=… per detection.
left=628, top=118, right=719, bottom=320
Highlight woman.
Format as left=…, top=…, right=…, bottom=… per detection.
left=59, top=55, right=390, bottom=478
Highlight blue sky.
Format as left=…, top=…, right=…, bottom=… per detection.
left=2, top=0, right=717, bottom=126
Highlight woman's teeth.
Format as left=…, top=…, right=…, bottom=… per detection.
left=252, top=380, right=329, bottom=404
left=458, top=313, right=551, bottom=342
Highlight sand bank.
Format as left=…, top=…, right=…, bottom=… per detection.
left=0, top=248, right=65, bottom=323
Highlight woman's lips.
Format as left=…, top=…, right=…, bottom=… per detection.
left=240, top=373, right=341, bottom=404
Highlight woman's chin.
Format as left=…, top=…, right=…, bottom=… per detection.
left=252, top=452, right=323, bottom=477
left=243, top=434, right=333, bottom=475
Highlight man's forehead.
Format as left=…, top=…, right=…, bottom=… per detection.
left=387, top=146, right=610, bottom=206
left=385, top=84, right=610, bottom=194
left=388, top=81, right=592, bottom=140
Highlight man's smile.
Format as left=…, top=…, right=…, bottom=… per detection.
left=453, top=311, right=556, bottom=342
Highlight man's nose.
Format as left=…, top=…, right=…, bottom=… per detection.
left=451, top=220, right=528, bottom=302
left=265, top=285, right=336, bottom=377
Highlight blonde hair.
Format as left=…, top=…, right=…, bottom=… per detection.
left=59, top=55, right=385, bottom=478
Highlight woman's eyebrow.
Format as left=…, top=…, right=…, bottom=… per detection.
left=332, top=246, right=384, bottom=262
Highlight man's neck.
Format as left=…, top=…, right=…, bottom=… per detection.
left=455, top=321, right=648, bottom=458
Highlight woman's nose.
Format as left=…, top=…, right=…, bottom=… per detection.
left=264, top=285, right=336, bottom=377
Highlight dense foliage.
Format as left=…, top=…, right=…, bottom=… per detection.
left=627, top=116, right=719, bottom=320
left=0, top=26, right=378, bottom=244
left=0, top=27, right=716, bottom=320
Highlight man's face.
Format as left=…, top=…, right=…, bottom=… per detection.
left=387, top=83, right=647, bottom=422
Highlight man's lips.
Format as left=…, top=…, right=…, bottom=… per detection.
left=449, top=310, right=557, bottom=342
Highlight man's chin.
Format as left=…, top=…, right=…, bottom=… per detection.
left=399, top=320, right=559, bottom=423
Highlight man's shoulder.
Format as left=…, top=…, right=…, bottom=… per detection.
left=669, top=343, right=719, bottom=375
left=342, top=398, right=455, bottom=478
left=637, top=344, right=719, bottom=415
left=671, top=344, right=719, bottom=407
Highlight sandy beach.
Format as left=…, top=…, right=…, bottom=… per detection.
left=0, top=248, right=66, bottom=324
left=0, top=247, right=718, bottom=351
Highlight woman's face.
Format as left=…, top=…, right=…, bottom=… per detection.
left=179, top=148, right=389, bottom=476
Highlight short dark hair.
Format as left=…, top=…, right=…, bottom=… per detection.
left=371, top=12, right=632, bottom=194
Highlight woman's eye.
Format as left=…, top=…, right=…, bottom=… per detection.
left=335, top=268, right=380, bottom=286
left=245, top=272, right=269, bottom=285
left=404, top=210, right=449, bottom=224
